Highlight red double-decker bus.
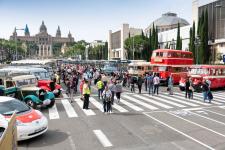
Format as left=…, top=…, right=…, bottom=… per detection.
left=150, top=49, right=193, bottom=84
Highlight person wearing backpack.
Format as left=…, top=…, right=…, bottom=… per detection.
left=153, top=73, right=160, bottom=95
left=102, top=86, right=112, bottom=114
left=202, top=79, right=210, bottom=103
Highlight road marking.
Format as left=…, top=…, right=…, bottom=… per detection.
left=168, top=111, right=225, bottom=138
left=74, top=98, right=96, bottom=116
left=93, top=130, right=113, bottom=147
left=61, top=99, right=78, bottom=118
left=67, top=132, right=77, bottom=150
left=120, top=98, right=143, bottom=111
left=144, top=94, right=186, bottom=108
left=89, top=97, right=104, bottom=112
left=112, top=102, right=128, bottom=112
left=158, top=94, right=199, bottom=107
left=48, top=103, right=60, bottom=119
left=187, top=111, right=225, bottom=126
left=189, top=93, right=223, bottom=105
left=202, top=109, right=225, bottom=117
left=172, top=93, right=211, bottom=106
left=134, top=94, right=173, bottom=109
left=62, top=93, right=69, bottom=98
left=143, top=112, right=215, bottom=150
left=123, top=95, right=158, bottom=110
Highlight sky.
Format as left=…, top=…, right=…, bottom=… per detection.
left=0, top=0, right=192, bottom=42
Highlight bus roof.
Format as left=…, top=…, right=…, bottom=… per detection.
left=153, top=49, right=192, bottom=54
left=190, top=65, right=225, bottom=69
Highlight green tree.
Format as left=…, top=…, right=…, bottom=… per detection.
left=176, top=23, right=182, bottom=50
left=189, top=22, right=196, bottom=63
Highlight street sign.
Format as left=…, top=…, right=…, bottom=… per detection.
left=223, top=54, right=225, bottom=63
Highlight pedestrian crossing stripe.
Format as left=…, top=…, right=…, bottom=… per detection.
left=143, top=94, right=186, bottom=108
left=61, top=99, right=78, bottom=118
left=74, top=98, right=96, bottom=116
left=172, top=93, right=212, bottom=106
left=48, top=103, right=60, bottom=120
left=46, top=92, right=225, bottom=120
left=133, top=94, right=173, bottom=109
left=158, top=94, right=199, bottom=107
left=122, top=95, right=158, bottom=110
left=120, top=98, right=143, bottom=111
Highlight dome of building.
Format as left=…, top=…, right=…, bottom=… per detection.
left=40, top=21, right=47, bottom=33
left=145, top=12, right=189, bottom=33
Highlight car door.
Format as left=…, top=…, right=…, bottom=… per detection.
left=4, top=80, right=17, bottom=97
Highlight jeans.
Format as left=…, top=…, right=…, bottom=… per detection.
left=203, top=91, right=208, bottom=102
left=148, top=84, right=153, bottom=95
left=98, top=88, right=103, bottom=99
left=131, top=84, right=135, bottom=92
left=153, top=84, right=159, bottom=95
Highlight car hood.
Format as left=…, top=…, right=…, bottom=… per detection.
left=16, top=109, right=41, bottom=123
left=21, top=86, right=40, bottom=91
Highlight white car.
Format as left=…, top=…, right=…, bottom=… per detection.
left=0, top=96, right=48, bottom=141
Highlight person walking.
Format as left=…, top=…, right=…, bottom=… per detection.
left=202, top=79, right=210, bottom=103
left=144, top=74, right=148, bottom=91
left=83, top=80, right=91, bottom=109
left=109, top=81, right=116, bottom=105
left=97, top=78, right=104, bottom=100
left=137, top=75, right=143, bottom=94
left=102, top=86, right=112, bottom=114
left=167, top=75, right=174, bottom=95
left=130, top=76, right=135, bottom=93
left=115, top=80, right=122, bottom=103
left=153, top=73, right=160, bottom=95
left=185, top=77, right=191, bottom=99
left=147, top=73, right=154, bottom=95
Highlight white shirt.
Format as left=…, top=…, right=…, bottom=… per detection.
left=153, top=76, right=160, bottom=85
left=102, top=90, right=112, bottom=98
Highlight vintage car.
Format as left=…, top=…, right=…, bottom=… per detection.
left=0, top=97, right=48, bottom=141
left=0, top=67, right=62, bottom=97
left=0, top=74, right=55, bottom=108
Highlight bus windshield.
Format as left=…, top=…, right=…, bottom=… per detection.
left=189, top=68, right=209, bottom=75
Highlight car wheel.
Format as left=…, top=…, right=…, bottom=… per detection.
left=48, top=99, right=55, bottom=108
left=26, top=99, right=37, bottom=109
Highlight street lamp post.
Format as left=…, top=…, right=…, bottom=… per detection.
left=132, top=36, right=134, bottom=60
left=15, top=27, right=25, bottom=60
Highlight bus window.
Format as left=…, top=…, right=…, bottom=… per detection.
left=160, top=52, right=163, bottom=57
left=222, top=69, right=225, bottom=75
left=168, top=52, right=172, bottom=57
left=156, top=52, right=160, bottom=57
left=218, top=69, right=221, bottom=75
left=172, top=52, right=178, bottom=58
left=163, top=52, right=168, bottom=57
left=158, top=66, right=167, bottom=71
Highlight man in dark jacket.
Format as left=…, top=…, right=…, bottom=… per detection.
left=137, top=75, right=143, bottom=94
left=185, top=77, right=190, bottom=99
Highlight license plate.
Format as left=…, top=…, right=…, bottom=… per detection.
left=34, top=127, right=45, bottom=133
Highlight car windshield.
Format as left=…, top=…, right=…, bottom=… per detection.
left=34, top=72, right=50, bottom=80
left=0, top=99, right=30, bottom=115
left=16, top=78, right=37, bottom=87
left=189, top=68, right=209, bottom=75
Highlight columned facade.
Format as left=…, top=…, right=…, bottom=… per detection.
left=10, top=21, right=74, bottom=58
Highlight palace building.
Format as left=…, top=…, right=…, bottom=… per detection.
left=10, top=21, right=74, bottom=58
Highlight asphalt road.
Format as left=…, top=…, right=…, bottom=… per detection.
left=18, top=83, right=225, bottom=150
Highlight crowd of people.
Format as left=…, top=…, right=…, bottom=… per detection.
left=53, top=64, right=214, bottom=115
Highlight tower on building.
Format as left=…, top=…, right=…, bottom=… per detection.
left=13, top=27, right=17, bottom=37
left=40, top=21, right=47, bottom=33
left=24, top=24, right=30, bottom=36
left=56, top=26, right=61, bottom=38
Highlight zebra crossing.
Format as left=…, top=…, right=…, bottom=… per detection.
left=45, top=91, right=225, bottom=120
